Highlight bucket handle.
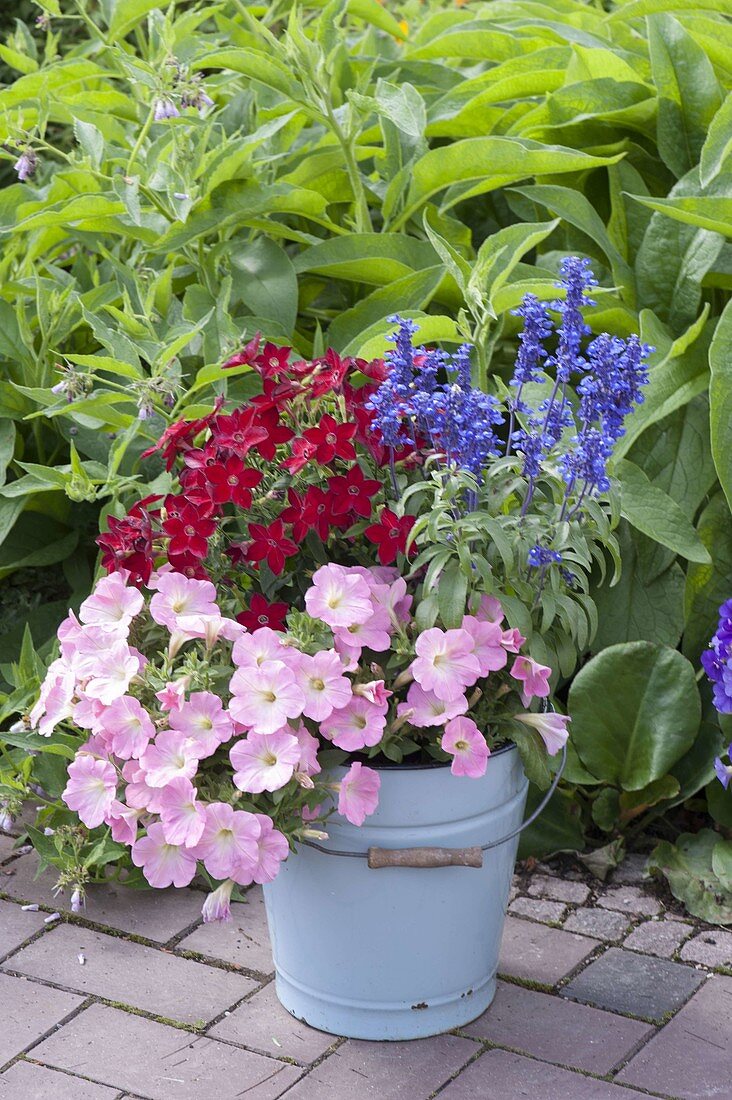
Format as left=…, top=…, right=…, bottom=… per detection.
left=301, top=741, right=568, bottom=870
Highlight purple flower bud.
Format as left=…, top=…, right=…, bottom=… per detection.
left=173, top=192, right=189, bottom=200
left=199, top=91, right=214, bottom=108
left=70, top=888, right=84, bottom=913
left=0, top=809, right=14, bottom=833
left=137, top=402, right=154, bottom=421
left=153, top=98, right=179, bottom=121
left=51, top=381, right=68, bottom=396
left=14, top=150, right=37, bottom=182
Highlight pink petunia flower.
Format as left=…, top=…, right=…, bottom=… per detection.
left=399, top=683, right=468, bottom=728
left=159, top=776, right=207, bottom=846
left=461, top=615, right=507, bottom=675
left=229, top=661, right=305, bottom=734
left=249, top=813, right=289, bottom=884
left=98, top=695, right=155, bottom=760
left=190, top=802, right=261, bottom=880
left=230, top=729, right=300, bottom=793
left=139, top=730, right=201, bottom=788
left=149, top=572, right=219, bottom=631
left=81, top=643, right=140, bottom=705
left=515, top=711, right=570, bottom=755
left=411, top=628, right=480, bottom=701
left=353, top=680, right=392, bottom=706
left=337, top=762, right=380, bottom=825
left=155, top=678, right=190, bottom=712
left=475, top=594, right=503, bottom=624
left=232, top=627, right=289, bottom=669
left=173, top=613, right=243, bottom=650
left=510, top=656, right=551, bottom=706
left=122, top=760, right=165, bottom=813
left=304, top=563, right=373, bottom=629
left=168, top=692, right=233, bottom=756
left=30, top=661, right=75, bottom=737
left=295, top=649, right=352, bottom=722
left=79, top=572, right=143, bottom=633
left=370, top=576, right=412, bottom=626
left=441, top=716, right=490, bottom=778
left=290, top=721, right=321, bottom=776
left=333, top=604, right=392, bottom=655
left=501, top=627, right=526, bottom=654
left=105, top=799, right=142, bottom=846
left=321, top=697, right=387, bottom=751
left=202, top=879, right=234, bottom=923
left=131, top=821, right=198, bottom=888
left=62, top=754, right=117, bottom=828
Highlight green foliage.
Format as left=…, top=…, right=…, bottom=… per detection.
left=0, top=0, right=730, bottom=912
left=649, top=830, right=732, bottom=924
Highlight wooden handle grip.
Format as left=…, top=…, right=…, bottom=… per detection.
left=367, top=846, right=483, bottom=869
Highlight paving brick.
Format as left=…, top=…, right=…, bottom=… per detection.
left=5, top=924, right=253, bottom=1026
left=463, top=979, right=651, bottom=1074
left=562, top=947, right=705, bottom=1021
left=611, top=853, right=649, bottom=886
left=211, top=981, right=337, bottom=1064
left=595, top=885, right=662, bottom=916
left=33, top=1003, right=300, bottom=1099
left=680, top=929, right=732, bottom=969
left=509, top=896, right=567, bottom=923
left=0, top=836, right=18, bottom=862
left=618, top=974, right=732, bottom=1098
left=623, top=918, right=694, bottom=958
left=527, top=873, right=590, bottom=904
left=177, top=888, right=273, bottom=974
left=563, top=908, right=631, bottom=941
left=439, top=1049, right=649, bottom=1099
left=0, top=1060, right=119, bottom=1098
left=280, top=1034, right=477, bottom=1099
left=499, top=916, right=600, bottom=985
left=0, top=854, right=204, bottom=942
left=0, top=972, right=82, bottom=1065
left=0, top=898, right=47, bottom=960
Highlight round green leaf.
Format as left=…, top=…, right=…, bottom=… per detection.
left=568, top=641, right=701, bottom=790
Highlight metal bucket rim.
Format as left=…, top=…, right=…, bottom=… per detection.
left=357, top=740, right=516, bottom=773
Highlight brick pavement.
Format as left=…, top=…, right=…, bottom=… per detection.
left=0, top=835, right=730, bottom=1100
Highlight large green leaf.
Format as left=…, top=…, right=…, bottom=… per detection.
left=397, top=137, right=621, bottom=226
left=616, top=459, right=711, bottom=563
left=327, top=266, right=444, bottom=352
left=230, top=239, right=298, bottom=336
left=684, top=493, right=732, bottom=663
left=700, top=91, right=732, bottom=187
left=345, top=313, right=462, bottom=360
left=568, top=641, right=701, bottom=790
left=648, top=830, right=732, bottom=925
left=632, top=195, right=732, bottom=236
left=293, top=234, right=438, bottom=287
left=592, top=523, right=685, bottom=650
left=634, top=169, right=727, bottom=333
left=709, top=296, right=732, bottom=512
left=511, top=184, right=633, bottom=297
left=647, top=14, right=722, bottom=178
left=518, top=787, right=585, bottom=861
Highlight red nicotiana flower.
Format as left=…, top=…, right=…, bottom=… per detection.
left=163, top=504, right=217, bottom=560
left=252, top=408, right=294, bottom=461
left=365, top=509, right=416, bottom=565
left=328, top=465, right=381, bottom=519
left=141, top=399, right=224, bottom=470
left=167, top=553, right=211, bottom=581
left=301, top=486, right=338, bottom=541
left=245, top=519, right=299, bottom=575
left=222, top=333, right=261, bottom=370
left=302, top=414, right=357, bottom=465
left=237, top=593, right=289, bottom=632
left=252, top=342, right=291, bottom=380
left=97, top=497, right=160, bottom=585
left=251, top=377, right=303, bottom=412
left=211, top=408, right=269, bottom=458
left=206, top=458, right=263, bottom=508
left=282, top=437, right=318, bottom=475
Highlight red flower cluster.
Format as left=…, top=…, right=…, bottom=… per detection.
left=99, top=338, right=418, bottom=607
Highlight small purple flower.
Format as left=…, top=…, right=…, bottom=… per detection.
left=14, top=150, right=37, bottom=182
left=528, top=544, right=562, bottom=568
left=714, top=743, right=732, bottom=789
left=153, top=98, right=179, bottom=121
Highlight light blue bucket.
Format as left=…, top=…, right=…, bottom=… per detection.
left=263, top=743, right=562, bottom=1040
